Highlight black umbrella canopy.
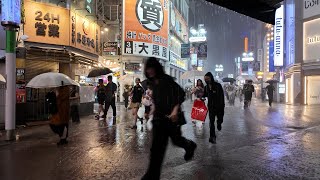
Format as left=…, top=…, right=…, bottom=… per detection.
left=87, top=68, right=113, bottom=78
left=222, top=77, right=236, bottom=82
left=266, top=79, right=279, bottom=84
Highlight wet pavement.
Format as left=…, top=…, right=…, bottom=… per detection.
left=1, top=99, right=320, bottom=180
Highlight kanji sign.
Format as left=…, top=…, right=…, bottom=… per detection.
left=123, top=0, right=169, bottom=60
left=70, top=11, right=100, bottom=55
left=24, top=0, right=69, bottom=46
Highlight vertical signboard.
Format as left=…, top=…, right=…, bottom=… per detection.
left=1, top=0, right=21, bottom=26
left=181, top=43, right=190, bottom=58
left=122, top=0, right=169, bottom=60
left=286, top=0, right=295, bottom=66
left=274, top=5, right=284, bottom=67
left=269, top=40, right=275, bottom=72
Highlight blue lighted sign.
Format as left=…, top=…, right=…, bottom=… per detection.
left=1, top=0, right=21, bottom=26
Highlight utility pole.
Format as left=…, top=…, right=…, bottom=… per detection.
left=1, top=0, right=21, bottom=140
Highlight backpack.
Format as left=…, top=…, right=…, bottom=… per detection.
left=46, top=91, right=58, bottom=114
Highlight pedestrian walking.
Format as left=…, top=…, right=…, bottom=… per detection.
left=226, top=81, right=236, bottom=105
left=142, top=82, right=153, bottom=121
left=204, top=72, right=225, bottom=144
left=103, top=75, right=117, bottom=120
left=49, top=86, right=70, bottom=146
left=95, top=79, right=106, bottom=120
left=191, top=79, right=205, bottom=124
left=130, top=78, right=144, bottom=129
left=266, top=83, right=275, bottom=107
left=70, top=86, right=80, bottom=123
left=243, top=80, right=255, bottom=108
left=123, top=84, right=130, bottom=110
left=142, top=57, right=197, bottom=180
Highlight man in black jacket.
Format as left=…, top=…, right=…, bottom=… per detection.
left=204, top=72, right=225, bottom=144
left=142, top=57, right=197, bottom=180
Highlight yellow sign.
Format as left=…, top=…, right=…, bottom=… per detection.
left=24, top=0, right=70, bottom=46
left=70, top=11, right=100, bottom=55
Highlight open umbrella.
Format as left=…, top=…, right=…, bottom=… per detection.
left=266, top=79, right=279, bottom=84
left=26, top=72, right=79, bottom=88
left=87, top=68, right=113, bottom=78
left=0, top=74, right=5, bottom=83
left=222, top=77, right=236, bottom=82
left=181, top=70, right=205, bottom=80
left=118, top=74, right=143, bottom=85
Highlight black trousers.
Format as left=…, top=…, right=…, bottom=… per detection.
left=209, top=110, right=224, bottom=138
left=50, top=124, right=69, bottom=138
left=268, top=94, right=273, bottom=106
left=71, top=105, right=80, bottom=122
left=124, top=97, right=129, bottom=108
left=104, top=98, right=116, bottom=117
left=142, top=119, right=193, bottom=180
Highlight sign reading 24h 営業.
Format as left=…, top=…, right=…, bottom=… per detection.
left=122, top=0, right=169, bottom=60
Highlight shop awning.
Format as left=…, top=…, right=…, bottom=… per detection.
left=205, top=0, right=283, bottom=24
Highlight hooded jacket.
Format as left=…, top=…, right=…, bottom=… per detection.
left=203, top=72, right=225, bottom=111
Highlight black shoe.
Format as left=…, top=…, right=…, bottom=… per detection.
left=217, top=123, right=222, bottom=131
left=139, top=118, right=144, bottom=124
left=209, top=137, right=216, bottom=144
left=131, top=125, right=137, bottom=129
left=57, top=139, right=68, bottom=146
left=184, top=141, right=197, bottom=161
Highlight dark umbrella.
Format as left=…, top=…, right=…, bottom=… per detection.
left=266, top=79, right=279, bottom=84
left=222, top=77, right=236, bottom=82
left=87, top=68, right=113, bottom=78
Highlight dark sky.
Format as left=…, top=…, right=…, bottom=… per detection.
left=190, top=0, right=265, bottom=75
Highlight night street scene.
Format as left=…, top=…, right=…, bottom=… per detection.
left=1, top=0, right=320, bottom=179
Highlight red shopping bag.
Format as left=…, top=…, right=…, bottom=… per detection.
left=191, top=99, right=208, bottom=121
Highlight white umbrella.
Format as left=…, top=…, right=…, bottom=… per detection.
left=26, top=72, right=79, bottom=88
left=118, top=74, right=143, bottom=85
left=0, top=74, right=5, bottom=83
left=181, top=70, right=205, bottom=80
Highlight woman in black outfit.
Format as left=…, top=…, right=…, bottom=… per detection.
left=142, top=57, right=197, bottom=180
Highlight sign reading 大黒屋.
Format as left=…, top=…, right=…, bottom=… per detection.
left=122, top=0, right=169, bottom=60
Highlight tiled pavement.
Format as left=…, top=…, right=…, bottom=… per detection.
left=1, top=99, right=320, bottom=180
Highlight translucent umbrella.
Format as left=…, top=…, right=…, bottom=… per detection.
left=0, top=74, right=5, bottom=83
left=181, top=70, right=206, bottom=80
left=118, top=74, right=143, bottom=85
left=26, top=72, right=79, bottom=88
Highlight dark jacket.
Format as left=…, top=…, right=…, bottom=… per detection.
left=152, top=74, right=185, bottom=119
left=204, top=82, right=225, bottom=111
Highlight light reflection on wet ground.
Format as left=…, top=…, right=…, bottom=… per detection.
left=1, top=100, right=320, bottom=179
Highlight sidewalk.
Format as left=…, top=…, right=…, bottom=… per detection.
left=1, top=100, right=320, bottom=179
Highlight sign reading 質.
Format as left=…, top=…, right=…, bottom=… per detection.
left=122, top=0, right=169, bottom=60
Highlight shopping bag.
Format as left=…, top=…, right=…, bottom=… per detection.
left=191, top=99, right=208, bottom=122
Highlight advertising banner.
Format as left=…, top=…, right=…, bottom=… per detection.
left=303, top=18, right=320, bottom=61
left=24, top=0, right=70, bottom=46
left=197, top=42, right=207, bottom=58
left=122, top=0, right=169, bottom=60
left=103, top=42, right=118, bottom=52
left=1, top=0, right=21, bottom=26
left=274, top=5, right=284, bottom=67
left=269, top=40, right=275, bottom=72
left=70, top=11, right=100, bottom=55
left=191, top=54, right=197, bottom=66
left=303, top=0, right=320, bottom=19
left=181, top=43, right=190, bottom=58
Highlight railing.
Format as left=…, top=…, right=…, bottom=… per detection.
left=105, top=5, right=119, bottom=21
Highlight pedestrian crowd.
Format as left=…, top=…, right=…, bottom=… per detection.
left=44, top=57, right=277, bottom=180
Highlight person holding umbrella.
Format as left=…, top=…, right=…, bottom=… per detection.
left=266, top=83, right=275, bottom=107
